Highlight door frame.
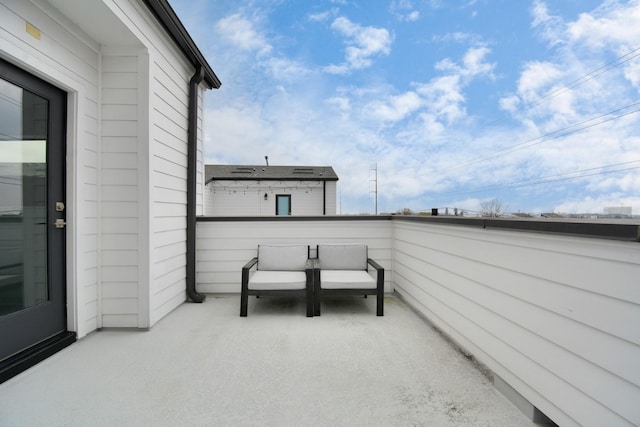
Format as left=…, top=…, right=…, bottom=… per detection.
left=0, top=57, right=76, bottom=383
left=275, top=194, right=292, bottom=215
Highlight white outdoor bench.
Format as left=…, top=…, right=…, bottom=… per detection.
left=314, top=244, right=384, bottom=316
left=240, top=244, right=314, bottom=317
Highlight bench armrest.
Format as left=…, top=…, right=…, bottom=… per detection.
left=241, top=257, right=259, bottom=291
left=367, top=258, right=383, bottom=271
left=243, top=257, right=259, bottom=270
left=368, top=258, right=385, bottom=295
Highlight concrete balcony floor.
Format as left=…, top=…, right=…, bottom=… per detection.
left=0, top=295, right=537, bottom=427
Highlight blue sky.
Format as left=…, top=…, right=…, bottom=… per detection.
left=170, top=0, right=640, bottom=215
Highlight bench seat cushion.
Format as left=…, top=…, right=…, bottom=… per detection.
left=248, top=271, right=307, bottom=290
left=258, top=244, right=308, bottom=271
left=317, top=244, right=367, bottom=270
left=320, top=270, right=376, bottom=289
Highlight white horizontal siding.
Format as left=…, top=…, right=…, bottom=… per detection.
left=325, top=181, right=337, bottom=215
left=196, top=219, right=393, bottom=293
left=99, top=53, right=141, bottom=328
left=146, top=21, right=195, bottom=326
left=99, top=0, right=205, bottom=327
left=0, top=0, right=101, bottom=337
left=205, top=180, right=330, bottom=216
left=392, top=220, right=640, bottom=427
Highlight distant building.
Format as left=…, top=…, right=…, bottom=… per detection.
left=204, top=165, right=339, bottom=216
left=604, top=206, right=632, bottom=217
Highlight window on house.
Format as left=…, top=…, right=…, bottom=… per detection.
left=276, top=195, right=291, bottom=215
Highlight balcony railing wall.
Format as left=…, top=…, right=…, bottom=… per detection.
left=196, top=216, right=640, bottom=427
left=196, top=217, right=394, bottom=294
left=392, top=218, right=639, bottom=427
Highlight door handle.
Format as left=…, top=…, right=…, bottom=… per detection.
left=54, top=218, right=66, bottom=229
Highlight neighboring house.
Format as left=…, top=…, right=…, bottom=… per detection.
left=204, top=165, right=339, bottom=216
left=0, top=0, right=220, bottom=380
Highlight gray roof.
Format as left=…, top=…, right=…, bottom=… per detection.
left=205, top=165, right=339, bottom=183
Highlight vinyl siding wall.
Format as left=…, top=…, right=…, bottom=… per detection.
left=148, top=47, right=196, bottom=325
left=392, top=219, right=640, bottom=427
left=110, top=0, right=200, bottom=326
left=0, top=0, right=101, bottom=337
left=325, top=181, right=337, bottom=215
left=1, top=0, right=204, bottom=334
left=205, top=180, right=335, bottom=216
left=100, top=52, right=143, bottom=328
left=196, top=219, right=393, bottom=293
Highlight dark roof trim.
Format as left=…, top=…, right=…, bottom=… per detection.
left=143, top=0, right=221, bottom=89
left=205, top=165, right=339, bottom=182
left=396, top=215, right=640, bottom=242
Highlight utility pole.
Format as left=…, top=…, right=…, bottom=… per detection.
left=370, top=163, right=378, bottom=215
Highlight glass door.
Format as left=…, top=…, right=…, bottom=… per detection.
left=276, top=194, right=291, bottom=215
left=0, top=58, right=67, bottom=363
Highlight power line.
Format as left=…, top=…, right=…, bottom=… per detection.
left=434, top=160, right=640, bottom=197
left=422, top=47, right=640, bottom=204
left=448, top=100, right=640, bottom=172
left=530, top=45, right=640, bottom=107
left=480, top=45, right=640, bottom=129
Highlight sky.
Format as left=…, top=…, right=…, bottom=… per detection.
left=170, top=0, right=640, bottom=215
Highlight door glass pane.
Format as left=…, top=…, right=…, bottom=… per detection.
left=0, top=77, right=49, bottom=316
left=276, top=195, right=290, bottom=215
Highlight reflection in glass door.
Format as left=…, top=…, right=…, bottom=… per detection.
left=0, top=79, right=48, bottom=316
left=0, top=58, right=67, bottom=365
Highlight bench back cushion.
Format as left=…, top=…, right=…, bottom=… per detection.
left=318, top=244, right=368, bottom=270
left=258, top=244, right=308, bottom=271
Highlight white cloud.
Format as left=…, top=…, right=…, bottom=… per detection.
left=567, top=2, right=640, bottom=49
left=325, top=96, right=351, bottom=117
left=416, top=75, right=465, bottom=123
left=433, top=32, right=483, bottom=45
left=461, top=46, right=495, bottom=77
left=264, top=57, right=310, bottom=81
left=407, top=11, right=420, bottom=21
left=390, top=0, right=420, bottom=21
left=515, top=61, right=563, bottom=102
left=308, top=8, right=339, bottom=22
left=215, top=13, right=272, bottom=56
left=414, top=46, right=494, bottom=124
left=554, top=195, right=640, bottom=215
left=324, top=17, right=392, bottom=74
left=530, top=0, right=566, bottom=47
left=499, top=95, right=520, bottom=114
left=368, top=91, right=423, bottom=122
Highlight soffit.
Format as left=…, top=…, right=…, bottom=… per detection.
left=47, top=0, right=140, bottom=46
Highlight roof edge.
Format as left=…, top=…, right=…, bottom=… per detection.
left=142, top=0, right=221, bottom=89
left=207, top=177, right=339, bottom=183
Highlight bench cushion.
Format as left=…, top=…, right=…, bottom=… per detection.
left=258, top=244, right=308, bottom=271
left=248, top=271, right=307, bottom=290
left=318, top=244, right=367, bottom=270
left=320, top=270, right=376, bottom=289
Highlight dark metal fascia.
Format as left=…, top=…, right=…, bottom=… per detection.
left=207, top=176, right=339, bottom=182
left=142, top=0, right=221, bottom=89
left=395, top=216, right=640, bottom=241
